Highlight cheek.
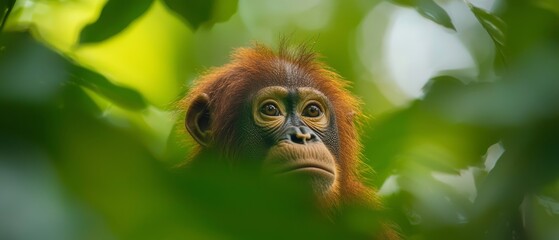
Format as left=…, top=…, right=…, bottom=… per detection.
left=234, top=113, right=271, bottom=163
left=321, top=120, right=340, bottom=162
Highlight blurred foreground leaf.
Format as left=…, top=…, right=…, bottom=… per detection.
left=534, top=0, right=559, bottom=15
left=79, top=0, right=154, bottom=44
left=426, top=46, right=559, bottom=126
left=0, top=0, right=15, bottom=32
left=468, top=3, right=507, bottom=69
left=390, top=0, right=455, bottom=30
left=364, top=76, right=499, bottom=182
left=162, top=0, right=238, bottom=29
left=0, top=31, right=67, bottom=104
left=1, top=31, right=147, bottom=110
left=69, top=65, right=147, bottom=110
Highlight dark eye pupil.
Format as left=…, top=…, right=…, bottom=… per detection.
left=306, top=105, right=321, bottom=117
left=261, top=104, right=279, bottom=116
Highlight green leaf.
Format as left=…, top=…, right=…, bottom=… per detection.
left=0, top=31, right=68, bottom=104
left=212, top=0, right=238, bottom=23
left=389, top=0, right=455, bottom=30
left=162, top=0, right=237, bottom=29
left=467, top=3, right=507, bottom=69
left=426, top=46, right=559, bottom=127
left=79, top=0, right=154, bottom=44
left=534, top=0, right=559, bottom=16
left=61, top=83, right=102, bottom=115
left=416, top=0, right=455, bottom=30
left=389, top=0, right=414, bottom=6
left=0, top=0, right=16, bottom=32
left=69, top=65, right=147, bottom=110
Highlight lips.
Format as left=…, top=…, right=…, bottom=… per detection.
left=276, top=162, right=335, bottom=176
left=263, top=142, right=337, bottom=180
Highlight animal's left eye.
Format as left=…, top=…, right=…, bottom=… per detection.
left=260, top=103, right=280, bottom=116
left=302, top=104, right=322, bottom=118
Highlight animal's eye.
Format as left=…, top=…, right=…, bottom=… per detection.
left=303, top=104, right=322, bottom=118
left=260, top=103, right=280, bottom=116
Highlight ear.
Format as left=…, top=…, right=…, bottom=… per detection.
left=185, top=93, right=211, bottom=147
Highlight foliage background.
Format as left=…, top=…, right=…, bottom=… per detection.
left=1, top=0, right=559, bottom=239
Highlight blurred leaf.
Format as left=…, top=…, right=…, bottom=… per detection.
left=534, top=0, right=559, bottom=16
left=427, top=46, right=559, bottom=126
left=362, top=108, right=411, bottom=182
left=79, top=0, right=154, bottom=44
left=0, top=0, right=15, bottom=32
left=51, top=111, right=197, bottom=239
left=504, top=2, right=558, bottom=64
left=422, top=75, right=466, bottom=96
left=162, top=0, right=237, bottom=29
left=0, top=31, right=67, bottom=104
left=60, top=84, right=102, bottom=115
left=212, top=0, right=238, bottom=23
left=398, top=174, right=470, bottom=226
left=415, top=0, right=455, bottom=30
left=69, top=65, right=147, bottom=110
left=401, top=142, right=462, bottom=174
left=470, top=134, right=559, bottom=240
left=390, top=0, right=414, bottom=5
left=467, top=3, right=507, bottom=69
left=389, top=0, right=455, bottom=30
left=364, top=84, right=498, bottom=182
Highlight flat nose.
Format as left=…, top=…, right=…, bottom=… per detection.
left=285, top=126, right=318, bottom=144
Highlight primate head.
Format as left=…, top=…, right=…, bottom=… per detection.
left=179, top=42, right=399, bottom=239
left=180, top=42, right=371, bottom=208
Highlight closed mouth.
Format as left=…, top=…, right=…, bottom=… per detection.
left=276, top=162, right=335, bottom=176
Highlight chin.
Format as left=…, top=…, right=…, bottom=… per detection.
left=276, top=165, right=336, bottom=195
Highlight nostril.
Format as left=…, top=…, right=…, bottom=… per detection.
left=309, top=133, right=317, bottom=141
left=284, top=127, right=318, bottom=145
left=290, top=134, right=305, bottom=144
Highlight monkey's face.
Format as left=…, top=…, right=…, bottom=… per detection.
left=182, top=44, right=398, bottom=238
left=184, top=84, right=341, bottom=197
left=251, top=86, right=340, bottom=195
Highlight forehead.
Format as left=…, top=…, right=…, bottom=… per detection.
left=240, top=57, right=328, bottom=102
left=279, top=59, right=313, bottom=87
left=253, top=86, right=328, bottom=103
left=254, top=59, right=315, bottom=89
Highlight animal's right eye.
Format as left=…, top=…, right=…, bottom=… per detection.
left=260, top=103, right=280, bottom=116
left=302, top=104, right=322, bottom=118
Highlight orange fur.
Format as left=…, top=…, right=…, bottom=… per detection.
left=178, top=42, right=399, bottom=239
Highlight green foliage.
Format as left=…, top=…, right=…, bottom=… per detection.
left=2, top=0, right=559, bottom=239
left=69, top=65, right=147, bottom=110
left=0, top=0, right=15, bottom=31
left=389, top=0, right=455, bottom=30
left=468, top=2, right=506, bottom=69
left=79, top=0, right=238, bottom=44
left=79, top=0, right=154, bottom=44
left=162, top=0, right=238, bottom=29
